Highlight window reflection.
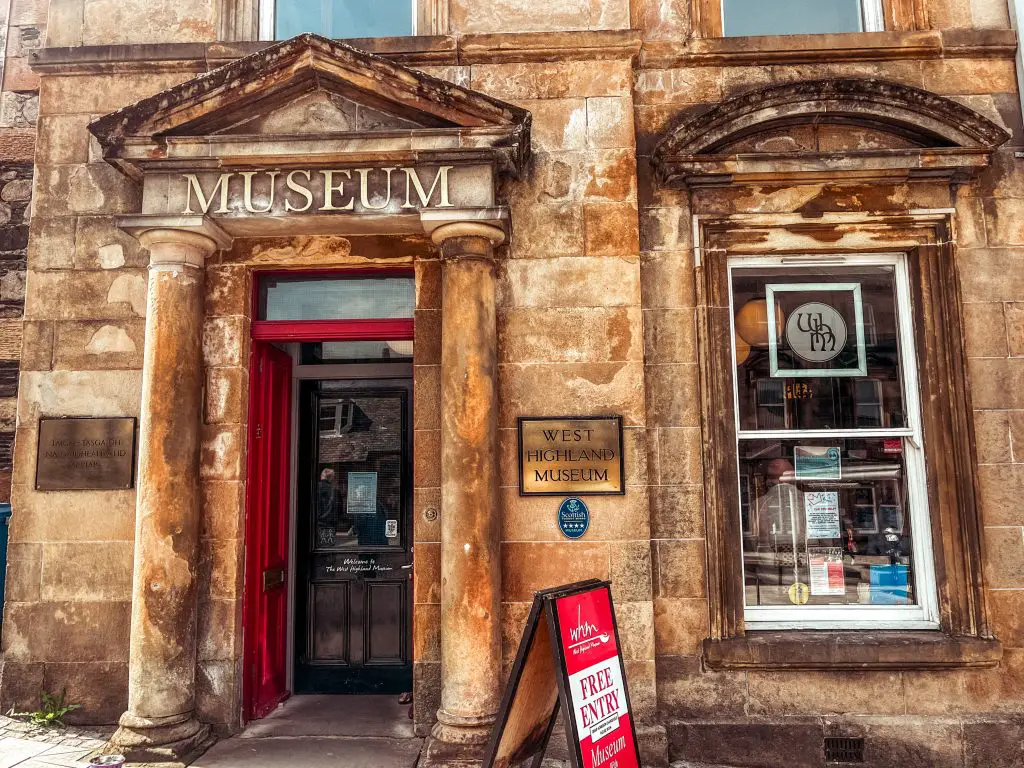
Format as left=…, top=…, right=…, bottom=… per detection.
left=259, top=276, right=415, bottom=322
left=723, top=0, right=865, bottom=36
left=741, top=439, right=914, bottom=608
left=276, top=0, right=414, bottom=39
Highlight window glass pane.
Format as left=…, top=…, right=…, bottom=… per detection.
left=739, top=437, right=917, bottom=609
left=301, top=341, right=413, bottom=365
left=258, top=276, right=414, bottom=321
left=723, top=0, right=863, bottom=36
left=731, top=265, right=907, bottom=432
left=314, top=394, right=404, bottom=550
left=275, top=0, right=413, bottom=39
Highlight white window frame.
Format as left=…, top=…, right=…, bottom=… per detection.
left=259, top=0, right=419, bottom=41
left=721, top=0, right=885, bottom=36
left=728, top=252, right=940, bottom=631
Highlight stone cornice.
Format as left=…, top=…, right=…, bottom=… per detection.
left=30, top=30, right=643, bottom=75
left=31, top=27, right=1013, bottom=76
left=640, top=28, right=1017, bottom=68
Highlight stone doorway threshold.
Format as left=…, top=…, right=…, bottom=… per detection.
left=192, top=695, right=422, bottom=768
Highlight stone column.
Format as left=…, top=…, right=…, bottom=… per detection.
left=422, top=220, right=506, bottom=765
left=110, top=228, right=219, bottom=764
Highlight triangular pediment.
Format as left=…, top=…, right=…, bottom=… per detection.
left=90, top=33, right=531, bottom=176
left=217, top=90, right=423, bottom=135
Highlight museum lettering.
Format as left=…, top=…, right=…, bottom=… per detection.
left=182, top=165, right=455, bottom=216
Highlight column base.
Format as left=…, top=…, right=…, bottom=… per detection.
left=419, top=714, right=495, bottom=768
left=108, top=712, right=216, bottom=767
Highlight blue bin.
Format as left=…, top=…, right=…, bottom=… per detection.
left=870, top=563, right=910, bottom=605
left=0, top=503, right=11, bottom=624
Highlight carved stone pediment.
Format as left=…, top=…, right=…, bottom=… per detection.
left=89, top=34, right=530, bottom=240
left=652, top=78, right=1010, bottom=187
left=89, top=32, right=532, bottom=180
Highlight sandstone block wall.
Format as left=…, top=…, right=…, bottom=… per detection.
left=1, top=1, right=1024, bottom=765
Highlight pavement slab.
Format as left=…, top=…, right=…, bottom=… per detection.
left=192, top=737, right=423, bottom=768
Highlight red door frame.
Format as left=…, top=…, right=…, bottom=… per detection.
left=241, top=268, right=414, bottom=723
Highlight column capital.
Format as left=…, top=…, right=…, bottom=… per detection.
left=115, top=214, right=233, bottom=266
left=421, top=207, right=509, bottom=247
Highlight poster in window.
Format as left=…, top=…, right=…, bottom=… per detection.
left=794, top=446, right=842, bottom=480
left=346, top=471, right=378, bottom=514
left=804, top=491, right=841, bottom=539
left=808, top=548, right=846, bottom=596
left=766, top=283, right=868, bottom=378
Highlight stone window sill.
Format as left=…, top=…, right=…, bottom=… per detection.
left=703, top=632, right=1002, bottom=671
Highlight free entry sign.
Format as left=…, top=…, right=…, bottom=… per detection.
left=482, top=580, right=641, bottom=768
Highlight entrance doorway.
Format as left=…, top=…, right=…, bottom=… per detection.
left=294, top=378, right=413, bottom=693
left=242, top=271, right=416, bottom=721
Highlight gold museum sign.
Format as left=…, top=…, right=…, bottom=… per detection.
left=175, top=165, right=480, bottom=217
left=518, top=417, right=625, bottom=496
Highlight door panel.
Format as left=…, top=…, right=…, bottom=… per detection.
left=311, top=582, right=349, bottom=660
left=367, top=581, right=404, bottom=663
left=243, top=343, right=292, bottom=721
left=295, top=379, right=413, bottom=694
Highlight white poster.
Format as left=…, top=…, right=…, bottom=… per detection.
left=346, top=471, right=378, bottom=514
left=804, top=491, right=841, bottom=539
left=809, top=550, right=846, bottom=596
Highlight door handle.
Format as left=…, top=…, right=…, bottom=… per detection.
left=263, top=567, right=287, bottom=592
left=401, top=564, right=413, bottom=569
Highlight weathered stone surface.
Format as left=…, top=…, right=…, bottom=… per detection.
left=502, top=542, right=609, bottom=601
left=964, top=302, right=1008, bottom=357
left=3, top=600, right=130, bottom=662
left=25, top=269, right=147, bottom=320
left=498, top=307, right=642, bottom=363
left=979, top=464, right=1024, bottom=525
left=39, top=72, right=190, bottom=115
left=969, top=358, right=1024, bottom=409
left=17, top=369, right=141, bottom=422
left=52, top=319, right=144, bottom=370
left=203, top=366, right=246, bottom=425
left=500, top=489, right=651, bottom=541
left=499, top=255, right=640, bottom=308
left=975, top=410, right=1013, bottom=465
left=985, top=526, right=1024, bottom=588
left=40, top=541, right=133, bottom=601
left=82, top=0, right=212, bottom=46
left=498, top=360, right=646, bottom=427
left=653, top=539, right=707, bottom=599
left=652, top=597, right=708, bottom=656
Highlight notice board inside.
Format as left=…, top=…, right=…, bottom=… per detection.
left=483, top=580, right=641, bottom=768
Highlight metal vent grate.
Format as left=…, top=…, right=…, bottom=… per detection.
left=825, top=736, right=865, bottom=764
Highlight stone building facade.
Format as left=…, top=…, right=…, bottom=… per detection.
left=0, top=0, right=1022, bottom=767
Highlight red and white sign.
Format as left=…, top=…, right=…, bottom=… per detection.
left=555, top=588, right=639, bottom=768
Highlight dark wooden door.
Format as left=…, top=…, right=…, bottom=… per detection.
left=294, top=379, right=413, bottom=693
left=243, top=342, right=293, bottom=721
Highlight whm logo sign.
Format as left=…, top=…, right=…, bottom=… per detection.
left=767, top=282, right=868, bottom=378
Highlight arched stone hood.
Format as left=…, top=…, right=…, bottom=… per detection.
left=652, top=78, right=1010, bottom=188
left=86, top=33, right=532, bottom=240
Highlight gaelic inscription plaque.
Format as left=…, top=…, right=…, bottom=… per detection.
left=518, top=417, right=625, bottom=496
left=36, top=417, right=137, bottom=491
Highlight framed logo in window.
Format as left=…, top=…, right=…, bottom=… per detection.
left=766, top=283, right=868, bottom=378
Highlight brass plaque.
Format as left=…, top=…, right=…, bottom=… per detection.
left=518, top=416, right=625, bottom=496
left=36, top=417, right=136, bottom=491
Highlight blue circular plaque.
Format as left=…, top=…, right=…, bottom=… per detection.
left=558, top=497, right=590, bottom=540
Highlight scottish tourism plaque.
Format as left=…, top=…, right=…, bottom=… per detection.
left=518, top=417, right=625, bottom=496
left=36, top=417, right=137, bottom=491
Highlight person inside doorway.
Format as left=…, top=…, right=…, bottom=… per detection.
left=317, top=468, right=355, bottom=545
